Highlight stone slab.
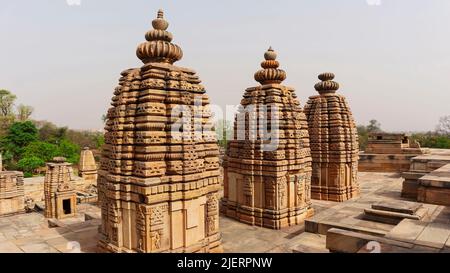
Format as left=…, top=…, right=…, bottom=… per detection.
left=372, top=201, right=422, bottom=215
left=415, top=222, right=450, bottom=249
left=385, top=219, right=428, bottom=243
left=326, top=228, right=413, bottom=253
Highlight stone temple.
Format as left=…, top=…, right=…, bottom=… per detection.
left=304, top=73, right=360, bottom=202
left=0, top=171, right=25, bottom=217
left=44, top=157, right=77, bottom=219
left=78, top=147, right=98, bottom=182
left=221, top=48, right=314, bottom=229
left=98, top=10, right=222, bottom=253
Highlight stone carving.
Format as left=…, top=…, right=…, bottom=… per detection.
left=0, top=171, right=25, bottom=217
left=222, top=48, right=314, bottom=229
left=98, top=10, right=222, bottom=253
left=304, top=73, right=360, bottom=202
left=44, top=157, right=77, bottom=219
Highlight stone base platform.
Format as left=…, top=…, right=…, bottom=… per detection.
left=1, top=171, right=449, bottom=253
left=359, top=153, right=417, bottom=173
left=221, top=200, right=314, bottom=230
left=402, top=152, right=450, bottom=199
left=417, top=164, right=450, bottom=206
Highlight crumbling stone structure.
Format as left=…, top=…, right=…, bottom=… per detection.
left=304, top=73, right=360, bottom=202
left=222, top=48, right=314, bottom=229
left=0, top=171, right=25, bottom=217
left=98, top=10, right=222, bottom=253
left=359, top=133, right=426, bottom=172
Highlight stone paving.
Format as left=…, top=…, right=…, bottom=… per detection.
left=0, top=172, right=446, bottom=253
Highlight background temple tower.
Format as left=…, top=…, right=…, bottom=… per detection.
left=222, top=48, right=314, bottom=229
left=98, top=10, right=222, bottom=253
left=78, top=147, right=98, bottom=182
left=44, top=157, right=77, bottom=219
left=304, top=73, right=360, bottom=202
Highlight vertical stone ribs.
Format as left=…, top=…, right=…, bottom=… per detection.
left=222, top=48, right=314, bottom=229
left=98, top=10, right=222, bottom=253
left=304, top=73, right=360, bottom=202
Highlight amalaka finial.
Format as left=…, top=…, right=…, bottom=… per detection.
left=315, top=72, right=340, bottom=94
left=137, top=9, right=183, bottom=64
left=152, top=9, right=169, bottom=30
left=254, top=47, right=286, bottom=85
left=264, top=47, right=277, bottom=61
left=157, top=9, right=164, bottom=19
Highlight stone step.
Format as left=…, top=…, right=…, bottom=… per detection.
left=363, top=207, right=428, bottom=225
left=372, top=201, right=423, bottom=215
left=288, top=232, right=329, bottom=253
left=326, top=228, right=414, bottom=253
left=305, top=218, right=388, bottom=237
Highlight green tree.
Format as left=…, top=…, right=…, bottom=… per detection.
left=0, top=89, right=16, bottom=117
left=22, top=141, right=60, bottom=163
left=17, top=156, right=45, bottom=177
left=1, top=121, right=39, bottom=161
left=58, top=139, right=80, bottom=164
left=0, top=90, right=17, bottom=136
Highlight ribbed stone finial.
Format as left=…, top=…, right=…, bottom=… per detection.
left=136, top=9, right=183, bottom=64
left=254, top=47, right=287, bottom=85
left=314, top=72, right=340, bottom=94
left=152, top=9, right=169, bottom=30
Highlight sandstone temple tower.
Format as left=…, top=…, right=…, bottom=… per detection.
left=304, top=73, right=360, bottom=202
left=78, top=147, right=98, bottom=182
left=44, top=157, right=77, bottom=219
left=221, top=48, right=314, bottom=229
left=98, top=10, right=222, bottom=253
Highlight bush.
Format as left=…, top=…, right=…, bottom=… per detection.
left=58, top=139, right=80, bottom=164
left=22, top=141, right=59, bottom=162
left=17, top=156, right=45, bottom=175
left=1, top=121, right=38, bottom=161
left=411, top=133, right=450, bottom=149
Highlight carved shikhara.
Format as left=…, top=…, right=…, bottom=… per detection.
left=98, top=10, right=222, bottom=253
left=44, top=157, right=77, bottom=219
left=304, top=73, right=360, bottom=202
left=221, top=48, right=314, bottom=229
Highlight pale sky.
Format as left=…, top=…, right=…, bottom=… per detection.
left=1, top=0, right=449, bottom=132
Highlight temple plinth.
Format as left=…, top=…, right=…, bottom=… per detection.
left=98, top=10, right=222, bottom=253
left=221, top=48, right=314, bottom=229
left=304, top=73, right=360, bottom=202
